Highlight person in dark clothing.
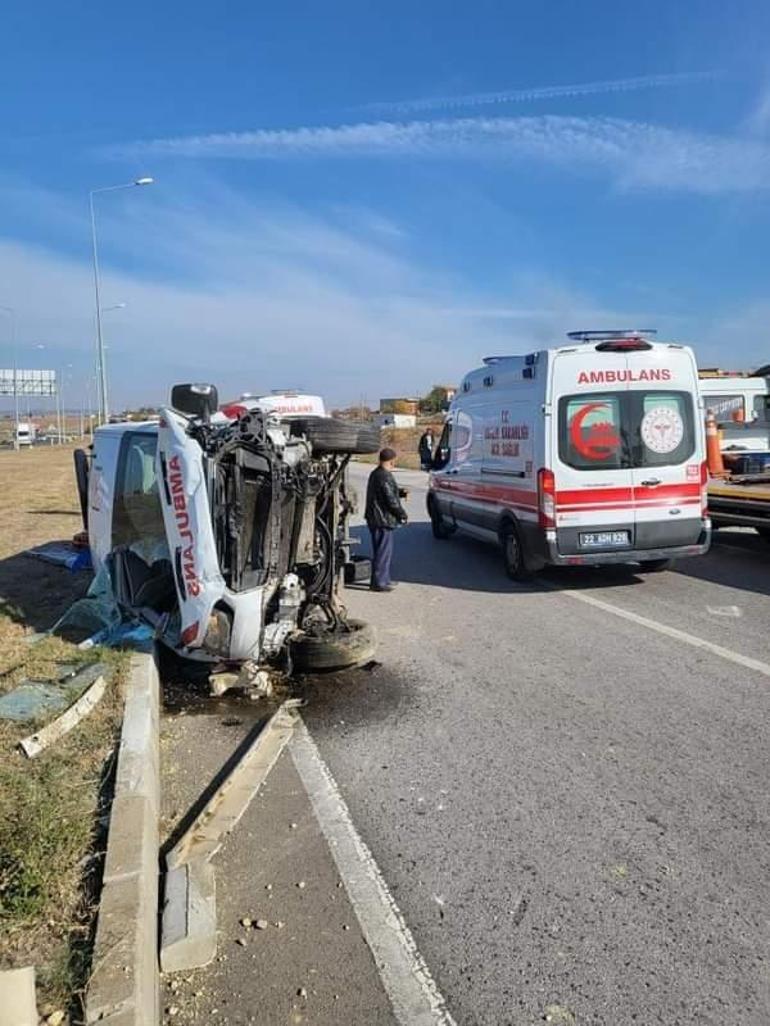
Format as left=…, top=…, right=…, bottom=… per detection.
left=365, top=448, right=408, bottom=592
left=418, top=428, right=435, bottom=470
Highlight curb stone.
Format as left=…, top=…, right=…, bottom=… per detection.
left=85, top=649, right=160, bottom=1025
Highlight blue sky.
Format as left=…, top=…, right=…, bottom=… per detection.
left=2, top=0, right=770, bottom=410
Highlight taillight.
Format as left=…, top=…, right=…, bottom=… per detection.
left=700, top=460, right=709, bottom=517
left=538, top=468, right=556, bottom=528
left=180, top=621, right=199, bottom=647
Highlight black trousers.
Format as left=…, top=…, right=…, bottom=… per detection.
left=369, top=527, right=394, bottom=587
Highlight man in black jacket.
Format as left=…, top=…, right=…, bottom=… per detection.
left=365, top=447, right=408, bottom=592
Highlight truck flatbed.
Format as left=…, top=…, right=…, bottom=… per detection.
left=707, top=476, right=770, bottom=533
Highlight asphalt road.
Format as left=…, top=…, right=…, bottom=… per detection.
left=297, top=463, right=770, bottom=1026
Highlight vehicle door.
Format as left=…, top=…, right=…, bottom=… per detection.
left=625, top=362, right=702, bottom=548
left=551, top=352, right=635, bottom=554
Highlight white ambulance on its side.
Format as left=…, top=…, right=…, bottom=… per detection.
left=427, top=330, right=711, bottom=578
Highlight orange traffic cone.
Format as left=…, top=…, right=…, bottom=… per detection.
left=705, top=409, right=725, bottom=477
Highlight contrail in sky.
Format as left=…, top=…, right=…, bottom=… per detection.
left=360, top=71, right=717, bottom=115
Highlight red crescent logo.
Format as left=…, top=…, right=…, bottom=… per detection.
left=570, top=402, right=621, bottom=461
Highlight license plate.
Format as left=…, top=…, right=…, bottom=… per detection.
left=579, top=531, right=630, bottom=548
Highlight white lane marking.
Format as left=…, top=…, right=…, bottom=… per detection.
left=707, top=605, right=742, bottom=618
left=290, top=719, right=456, bottom=1026
left=560, top=588, right=770, bottom=678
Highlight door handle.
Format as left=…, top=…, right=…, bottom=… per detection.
left=641, top=478, right=662, bottom=487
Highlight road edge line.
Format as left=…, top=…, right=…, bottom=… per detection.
left=86, top=649, right=160, bottom=1026
left=290, top=718, right=456, bottom=1026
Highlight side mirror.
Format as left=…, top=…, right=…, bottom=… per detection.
left=171, top=383, right=219, bottom=422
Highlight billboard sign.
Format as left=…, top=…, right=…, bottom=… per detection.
left=0, top=369, right=57, bottom=397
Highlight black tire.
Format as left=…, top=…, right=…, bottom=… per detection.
left=344, top=555, right=371, bottom=584
left=73, top=448, right=90, bottom=530
left=290, top=417, right=380, bottom=455
left=755, top=527, right=770, bottom=543
left=638, top=558, right=673, bottom=573
left=290, top=618, right=377, bottom=672
left=428, top=498, right=453, bottom=539
left=501, top=521, right=531, bottom=581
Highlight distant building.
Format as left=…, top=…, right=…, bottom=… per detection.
left=375, top=413, right=417, bottom=429
left=379, top=397, right=419, bottom=416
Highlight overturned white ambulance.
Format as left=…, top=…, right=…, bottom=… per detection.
left=427, top=331, right=711, bottom=578
left=77, top=386, right=380, bottom=672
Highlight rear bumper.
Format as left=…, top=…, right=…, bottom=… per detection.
left=544, top=522, right=711, bottom=566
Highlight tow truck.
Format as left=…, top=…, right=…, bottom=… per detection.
left=699, top=368, right=770, bottom=541
left=74, top=384, right=381, bottom=681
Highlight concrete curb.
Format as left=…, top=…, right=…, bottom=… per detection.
left=86, top=649, right=160, bottom=1026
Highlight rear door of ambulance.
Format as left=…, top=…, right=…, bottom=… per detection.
left=625, top=347, right=704, bottom=550
left=549, top=346, right=636, bottom=556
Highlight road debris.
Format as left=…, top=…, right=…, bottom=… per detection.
left=161, top=702, right=300, bottom=971
left=19, top=670, right=108, bottom=758
left=255, top=919, right=269, bottom=930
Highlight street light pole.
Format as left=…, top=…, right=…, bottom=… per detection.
left=89, top=179, right=153, bottom=425
left=0, top=306, right=17, bottom=449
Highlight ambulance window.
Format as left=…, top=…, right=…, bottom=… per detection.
left=632, top=392, right=694, bottom=467
left=559, top=394, right=624, bottom=470
left=112, top=432, right=165, bottom=547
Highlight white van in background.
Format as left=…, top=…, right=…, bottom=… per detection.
left=16, top=422, right=36, bottom=447
left=427, top=330, right=711, bottom=579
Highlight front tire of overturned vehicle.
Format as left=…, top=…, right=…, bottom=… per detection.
left=290, top=618, right=377, bottom=672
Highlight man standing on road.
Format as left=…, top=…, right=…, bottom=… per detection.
left=418, top=428, right=435, bottom=471
left=365, top=448, right=408, bottom=592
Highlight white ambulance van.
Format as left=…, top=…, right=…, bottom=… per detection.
left=427, top=330, right=711, bottom=578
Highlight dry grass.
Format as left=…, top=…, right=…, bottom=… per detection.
left=357, top=421, right=444, bottom=469
left=0, top=444, right=126, bottom=1021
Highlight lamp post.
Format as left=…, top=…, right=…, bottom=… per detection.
left=0, top=306, right=17, bottom=449
left=89, top=179, right=153, bottom=424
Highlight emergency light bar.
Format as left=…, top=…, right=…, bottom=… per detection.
left=566, top=329, right=657, bottom=342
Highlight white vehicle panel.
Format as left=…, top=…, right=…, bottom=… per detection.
left=156, top=407, right=226, bottom=649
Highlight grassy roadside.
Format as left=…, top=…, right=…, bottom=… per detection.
left=0, top=446, right=127, bottom=1022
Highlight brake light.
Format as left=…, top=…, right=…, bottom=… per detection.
left=700, top=459, right=709, bottom=517
left=538, top=468, right=556, bottom=528
left=180, top=621, right=199, bottom=647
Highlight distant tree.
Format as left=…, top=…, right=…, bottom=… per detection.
left=419, top=386, right=454, bottom=414
left=331, top=406, right=375, bottom=421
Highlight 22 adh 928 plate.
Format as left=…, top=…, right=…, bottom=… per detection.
left=579, top=530, right=631, bottom=548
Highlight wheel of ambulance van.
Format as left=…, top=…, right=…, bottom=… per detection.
left=501, top=521, right=531, bottom=581
left=637, top=558, right=673, bottom=573
left=755, top=527, right=770, bottom=543
left=289, top=618, right=377, bottom=672
left=428, top=497, right=454, bottom=539
left=289, top=416, right=381, bottom=455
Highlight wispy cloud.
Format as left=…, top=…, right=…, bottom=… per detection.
left=109, top=115, right=770, bottom=194
left=360, top=71, right=717, bottom=115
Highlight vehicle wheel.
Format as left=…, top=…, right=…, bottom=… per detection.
left=501, top=521, right=531, bottom=581
left=638, top=558, right=673, bottom=573
left=73, top=448, right=90, bottom=530
left=755, top=527, right=770, bottom=543
left=344, top=555, right=371, bottom=584
left=290, top=618, right=377, bottom=672
left=428, top=498, right=454, bottom=539
left=290, top=417, right=381, bottom=455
